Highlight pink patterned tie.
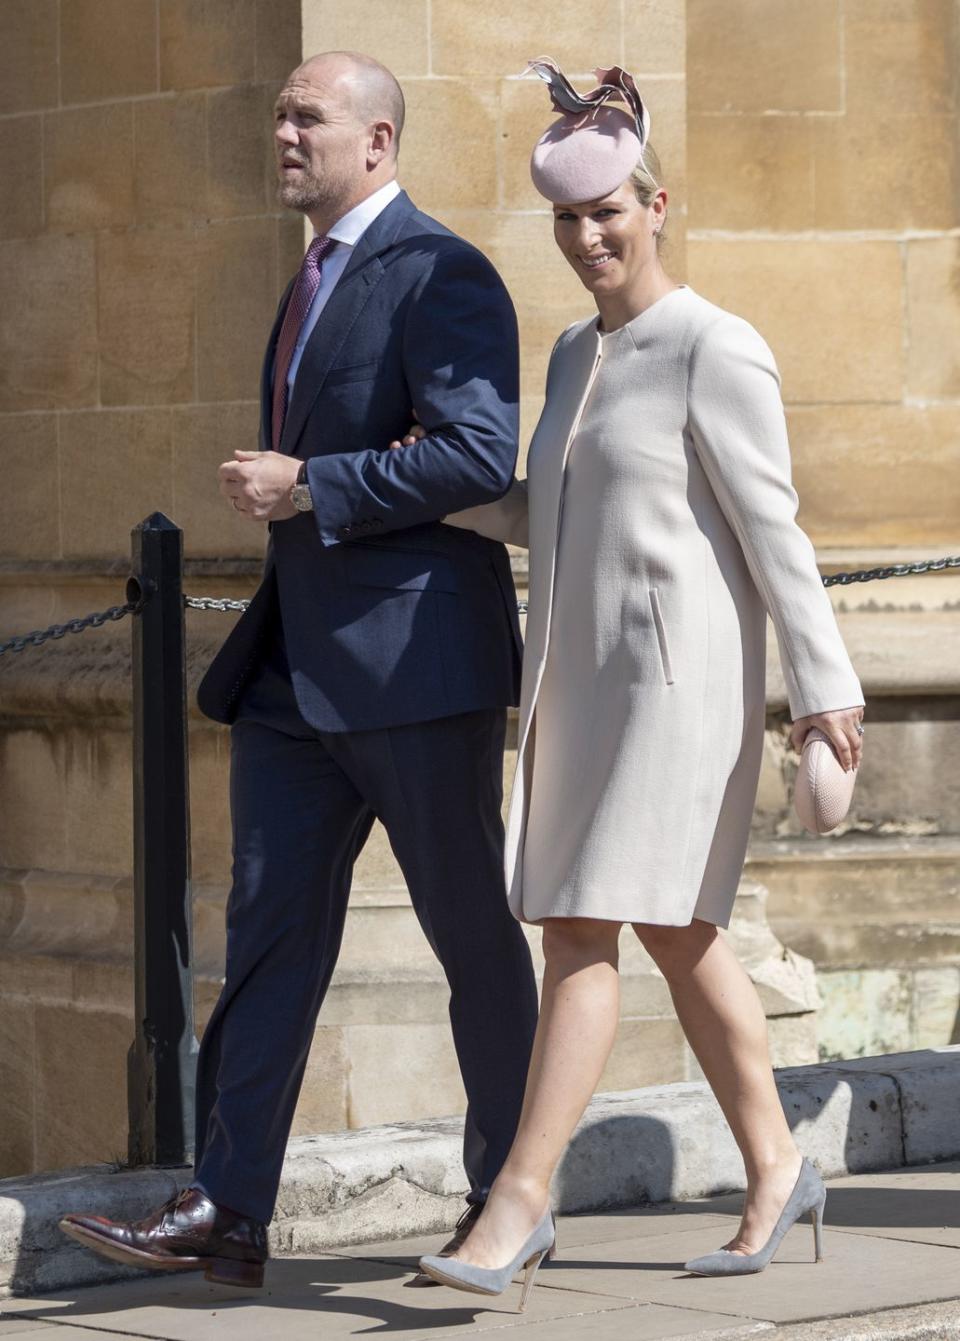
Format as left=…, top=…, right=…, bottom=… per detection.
left=271, top=234, right=335, bottom=451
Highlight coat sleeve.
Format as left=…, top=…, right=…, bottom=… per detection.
left=687, top=313, right=864, bottom=720
left=303, top=242, right=520, bottom=546
left=443, top=478, right=529, bottom=547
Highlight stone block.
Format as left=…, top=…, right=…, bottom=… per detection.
left=686, top=240, right=903, bottom=404
left=0, top=0, right=58, bottom=115
left=290, top=1026, right=350, bottom=1135
left=775, top=1064, right=904, bottom=1177
left=301, top=0, right=428, bottom=75
left=97, top=228, right=197, bottom=407
left=688, top=0, right=842, bottom=113
left=912, top=968, right=960, bottom=1050
left=60, top=0, right=158, bottom=104
left=196, top=217, right=277, bottom=402
left=0, top=1001, right=34, bottom=1178
left=45, top=102, right=135, bottom=234
left=62, top=727, right=134, bottom=878
left=0, top=415, right=60, bottom=560
left=600, top=1017, right=687, bottom=1092
left=843, top=0, right=956, bottom=116
left=906, top=239, right=960, bottom=400
left=817, top=970, right=914, bottom=1062
left=172, top=402, right=265, bottom=560
left=0, top=116, right=42, bottom=238
left=813, top=113, right=956, bottom=231
left=159, top=0, right=256, bottom=91
left=688, top=114, right=814, bottom=232
left=0, top=234, right=98, bottom=411
left=185, top=720, right=233, bottom=885
left=254, top=0, right=302, bottom=82
left=33, top=1005, right=130, bottom=1170
left=786, top=404, right=960, bottom=549
left=624, top=0, right=686, bottom=73
left=134, top=94, right=208, bottom=227
left=59, top=410, right=174, bottom=560
left=767, top=1012, right=819, bottom=1068
left=400, top=80, right=498, bottom=211
left=830, top=1048, right=960, bottom=1166
left=206, top=83, right=276, bottom=219
left=0, top=732, right=69, bottom=872
left=431, top=0, right=622, bottom=76
left=277, top=215, right=307, bottom=297
left=344, top=1024, right=465, bottom=1128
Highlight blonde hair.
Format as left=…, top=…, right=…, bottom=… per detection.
left=629, top=143, right=666, bottom=245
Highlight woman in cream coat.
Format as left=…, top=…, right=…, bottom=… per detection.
left=412, top=73, right=865, bottom=1292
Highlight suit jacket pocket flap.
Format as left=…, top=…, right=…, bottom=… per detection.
left=324, top=359, right=378, bottom=387
left=343, top=545, right=460, bottom=593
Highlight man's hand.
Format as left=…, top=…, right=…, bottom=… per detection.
left=388, top=423, right=427, bottom=450
left=790, top=706, right=864, bottom=772
left=218, top=450, right=301, bottom=522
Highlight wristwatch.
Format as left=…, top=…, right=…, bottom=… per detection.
left=290, top=461, right=313, bottom=512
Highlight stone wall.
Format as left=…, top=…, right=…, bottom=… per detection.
left=685, top=0, right=960, bottom=548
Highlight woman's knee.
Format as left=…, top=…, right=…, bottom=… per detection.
left=632, top=917, right=717, bottom=978
left=542, top=917, right=621, bottom=970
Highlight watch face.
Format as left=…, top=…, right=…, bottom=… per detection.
left=291, top=484, right=313, bottom=512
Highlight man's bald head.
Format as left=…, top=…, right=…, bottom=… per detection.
left=274, top=51, right=405, bottom=230
left=296, top=51, right=405, bottom=157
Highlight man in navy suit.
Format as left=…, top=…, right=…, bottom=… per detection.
left=59, top=50, right=539, bottom=1287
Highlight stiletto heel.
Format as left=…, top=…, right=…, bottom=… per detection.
left=418, top=1208, right=555, bottom=1306
left=519, top=1249, right=548, bottom=1312
left=684, top=1158, right=827, bottom=1277
left=811, top=1193, right=826, bottom=1262
left=204, top=1256, right=265, bottom=1288
left=547, top=1216, right=559, bottom=1260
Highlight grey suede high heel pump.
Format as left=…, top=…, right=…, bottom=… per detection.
left=417, top=1208, right=555, bottom=1311
left=684, top=1158, right=826, bottom=1276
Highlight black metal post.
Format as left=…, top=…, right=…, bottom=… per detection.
left=127, top=513, right=199, bottom=1166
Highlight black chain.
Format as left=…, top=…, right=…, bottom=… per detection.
left=185, top=554, right=960, bottom=613
left=0, top=598, right=145, bottom=657
left=2, top=555, right=957, bottom=655
left=821, top=555, right=960, bottom=587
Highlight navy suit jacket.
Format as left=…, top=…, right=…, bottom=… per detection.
left=197, top=190, right=523, bottom=732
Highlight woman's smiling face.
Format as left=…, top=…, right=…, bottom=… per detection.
left=552, top=179, right=664, bottom=299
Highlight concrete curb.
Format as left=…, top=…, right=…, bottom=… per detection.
left=691, top=1298, right=960, bottom=1339
left=2, top=1046, right=958, bottom=1297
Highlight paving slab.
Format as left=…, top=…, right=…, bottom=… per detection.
left=681, top=1162, right=960, bottom=1251
left=0, top=1255, right=648, bottom=1341
left=646, top=1229, right=960, bottom=1324
left=343, top=1205, right=737, bottom=1266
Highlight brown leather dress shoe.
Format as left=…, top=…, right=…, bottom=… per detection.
left=59, top=1188, right=268, bottom=1288
left=407, top=1203, right=484, bottom=1287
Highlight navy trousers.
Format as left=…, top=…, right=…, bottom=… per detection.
left=193, top=634, right=539, bottom=1224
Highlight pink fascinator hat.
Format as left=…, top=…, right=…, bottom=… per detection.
left=526, top=57, right=652, bottom=204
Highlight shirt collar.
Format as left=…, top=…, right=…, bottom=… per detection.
left=320, top=180, right=402, bottom=249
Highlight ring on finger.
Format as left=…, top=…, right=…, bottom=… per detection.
left=855, top=722, right=864, bottom=736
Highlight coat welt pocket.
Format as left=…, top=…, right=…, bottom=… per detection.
left=648, top=588, right=675, bottom=685
left=324, top=360, right=378, bottom=387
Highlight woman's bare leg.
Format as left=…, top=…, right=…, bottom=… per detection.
left=453, top=917, right=622, bottom=1268
left=634, top=918, right=802, bottom=1253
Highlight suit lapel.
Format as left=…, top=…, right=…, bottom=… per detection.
left=277, top=191, right=416, bottom=457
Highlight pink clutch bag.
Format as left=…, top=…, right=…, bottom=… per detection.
left=794, top=727, right=857, bottom=834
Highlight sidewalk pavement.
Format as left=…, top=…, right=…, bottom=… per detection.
left=1, top=1162, right=958, bottom=1341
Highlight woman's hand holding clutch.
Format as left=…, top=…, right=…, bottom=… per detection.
left=789, top=706, right=864, bottom=773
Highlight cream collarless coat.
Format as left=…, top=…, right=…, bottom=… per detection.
left=449, top=285, right=863, bottom=928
